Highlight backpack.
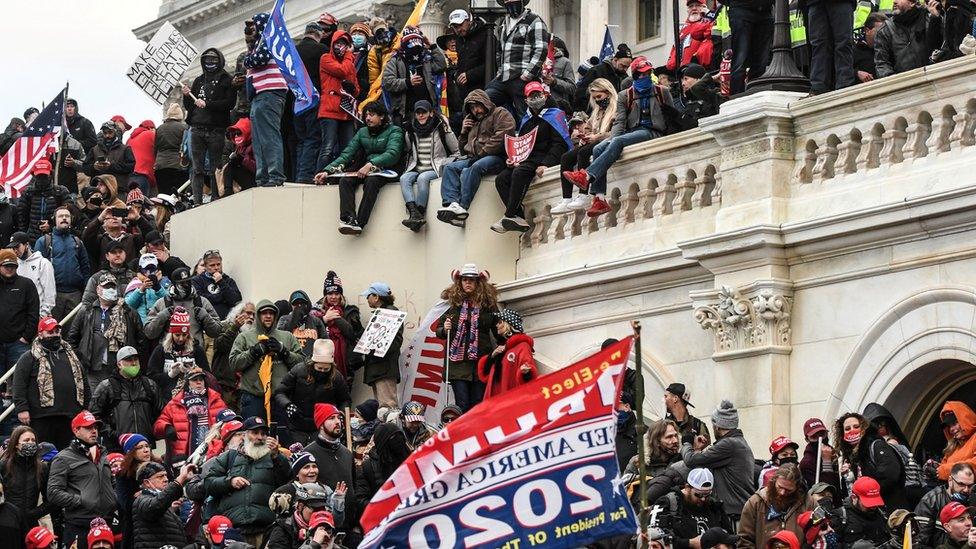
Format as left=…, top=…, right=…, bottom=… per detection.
left=868, top=438, right=921, bottom=488
left=42, top=233, right=82, bottom=259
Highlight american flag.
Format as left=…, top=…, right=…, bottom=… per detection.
left=0, top=88, right=66, bottom=197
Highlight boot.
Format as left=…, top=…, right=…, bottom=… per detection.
left=402, top=202, right=422, bottom=232
left=415, top=204, right=427, bottom=230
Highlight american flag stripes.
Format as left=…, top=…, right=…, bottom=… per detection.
left=0, top=88, right=66, bottom=197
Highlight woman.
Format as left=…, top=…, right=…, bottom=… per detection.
left=553, top=78, right=618, bottom=215
left=150, top=194, right=177, bottom=236
left=833, top=412, right=907, bottom=509
left=116, top=433, right=156, bottom=549
left=478, top=309, right=536, bottom=400
left=2, top=426, right=49, bottom=526
left=318, top=30, right=360, bottom=171
left=270, top=451, right=346, bottom=522
left=126, top=120, right=156, bottom=195
left=154, top=103, right=188, bottom=196
left=399, top=100, right=459, bottom=231
left=355, top=422, right=411, bottom=511
left=274, top=339, right=352, bottom=446
left=154, top=367, right=227, bottom=464
left=436, top=264, right=499, bottom=412
left=360, top=282, right=403, bottom=408
left=315, top=271, right=364, bottom=380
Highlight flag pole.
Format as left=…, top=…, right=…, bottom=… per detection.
left=673, top=0, right=684, bottom=72
left=631, top=320, right=650, bottom=539
left=444, top=327, right=452, bottom=405
left=52, top=83, right=68, bottom=188
left=815, top=436, right=823, bottom=484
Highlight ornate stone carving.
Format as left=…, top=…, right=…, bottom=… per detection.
left=694, top=286, right=793, bottom=356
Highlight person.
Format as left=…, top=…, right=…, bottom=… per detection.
left=835, top=476, right=890, bottom=546
left=865, top=402, right=924, bottom=504
left=436, top=264, right=499, bottom=410
left=554, top=80, right=618, bottom=215
left=449, top=10, right=491, bottom=100
left=278, top=290, right=329, bottom=357
left=182, top=515, right=236, bottom=549
left=798, top=417, right=841, bottom=494
left=125, top=121, right=156, bottom=195
left=400, top=100, right=459, bottom=231
left=726, top=0, right=773, bottom=93
left=317, top=29, right=359, bottom=172
left=359, top=282, right=403, bottom=407
left=58, top=129, right=88, bottom=195
left=664, top=382, right=711, bottom=441
left=230, top=299, right=304, bottom=423
left=674, top=64, right=723, bottom=126
left=266, top=481, right=340, bottom=549
left=190, top=250, right=242, bottom=320
left=10, top=231, right=56, bottom=319
left=84, top=122, right=136, bottom=190
left=243, top=12, right=288, bottom=188
left=315, top=101, right=405, bottom=235
left=65, top=98, right=97, bottom=153
left=314, top=271, right=363, bottom=380
left=131, top=461, right=195, bottom=549
left=300, top=510, right=337, bottom=549
left=874, top=0, right=939, bottom=78
left=436, top=90, right=516, bottom=227
left=916, top=462, right=974, bottom=547
left=222, top=117, right=257, bottom=195
left=154, top=103, right=188, bottom=196
left=542, top=37, right=577, bottom=111
left=182, top=48, right=234, bottom=204
left=212, top=302, right=255, bottom=409
left=123, top=253, right=169, bottom=325
left=654, top=468, right=734, bottom=549
left=16, top=159, right=71, bottom=243
left=739, top=464, right=814, bottom=549
left=25, top=526, right=56, bottom=549
left=680, top=399, right=755, bottom=519
left=0, top=248, right=39, bottom=373
left=155, top=367, right=227, bottom=462
left=486, top=0, right=550, bottom=119
left=36, top=207, right=91, bottom=320
left=349, top=22, right=372, bottom=104
left=82, top=243, right=135, bottom=308
left=46, top=410, right=117, bottom=549
left=805, top=0, right=856, bottom=94
left=205, top=416, right=290, bottom=547
left=295, top=23, right=328, bottom=184
left=854, top=13, right=888, bottom=82
left=700, top=527, right=739, bottom=549
left=81, top=211, right=140, bottom=276
left=0, top=118, right=24, bottom=157
left=86, top=520, right=116, bottom=549
left=2, top=426, right=50, bottom=527
left=758, top=436, right=801, bottom=486
left=833, top=412, right=908, bottom=509
left=366, top=17, right=395, bottom=86
left=667, top=0, right=715, bottom=72
left=0, top=186, right=15, bottom=247
left=144, top=267, right=223, bottom=346
left=492, top=81, right=571, bottom=234
left=399, top=400, right=437, bottom=451
left=574, top=44, right=634, bottom=110
left=275, top=339, right=351, bottom=445
left=478, top=308, right=536, bottom=401
left=144, top=231, right=190, bottom=278
left=356, top=421, right=411, bottom=509
left=12, top=317, right=89, bottom=450
left=929, top=0, right=976, bottom=62
left=380, top=26, right=447, bottom=125
left=938, top=402, right=976, bottom=481
left=439, top=404, right=462, bottom=428
left=647, top=419, right=682, bottom=476
left=270, top=453, right=346, bottom=518
left=562, top=57, right=671, bottom=218
left=301, top=403, right=357, bottom=542
left=936, top=501, right=976, bottom=549
left=90, top=345, right=164, bottom=448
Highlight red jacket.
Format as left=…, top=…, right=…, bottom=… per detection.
left=127, top=121, right=157, bottom=185
left=478, top=333, right=537, bottom=400
left=227, top=118, right=256, bottom=173
left=666, top=20, right=715, bottom=71
left=318, top=31, right=359, bottom=121
left=154, top=388, right=227, bottom=457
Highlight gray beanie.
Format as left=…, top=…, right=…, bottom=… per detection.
left=712, top=399, right=739, bottom=430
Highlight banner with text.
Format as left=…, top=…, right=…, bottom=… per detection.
left=127, top=21, right=198, bottom=105
left=263, top=0, right=320, bottom=114
left=397, top=301, right=451, bottom=424
left=355, top=308, right=408, bottom=358
left=505, top=127, right=538, bottom=165
left=360, top=338, right=637, bottom=548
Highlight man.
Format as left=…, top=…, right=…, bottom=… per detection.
left=0, top=248, right=39, bottom=373
left=653, top=468, right=734, bottom=549
left=16, top=158, right=71, bottom=243
left=680, top=399, right=755, bottom=519
left=574, top=44, right=634, bottom=110
left=13, top=317, right=89, bottom=450
left=837, top=476, right=890, bottom=546
left=799, top=417, right=841, bottom=492
left=243, top=12, right=288, bottom=187
left=230, top=299, right=303, bottom=422
left=144, top=230, right=190, bottom=278
left=25, top=526, right=56, bottom=549
left=875, top=0, right=939, bottom=78
left=379, top=26, right=447, bottom=126
left=81, top=209, right=140, bottom=274
left=47, top=410, right=116, bottom=549
left=265, top=482, right=332, bottom=548
left=647, top=418, right=682, bottom=476
left=937, top=502, right=976, bottom=549
left=304, top=403, right=357, bottom=541
left=663, top=382, right=710, bottom=440
left=929, top=0, right=976, bottom=62
left=805, top=0, right=856, bottom=94
left=854, top=13, right=888, bottom=82
left=90, top=345, right=163, bottom=449
left=437, top=89, right=516, bottom=227
left=917, top=463, right=975, bottom=547
left=563, top=57, right=670, bottom=218
left=204, top=416, right=291, bottom=547
left=674, top=64, right=723, bottom=126
left=700, top=527, right=739, bottom=549
left=738, top=464, right=814, bottom=549
left=81, top=241, right=135, bottom=307
left=0, top=186, right=15, bottom=247
left=758, top=436, right=800, bottom=486
left=191, top=250, right=242, bottom=320
left=9, top=232, right=56, bottom=318
left=277, top=290, right=328, bottom=357
left=37, top=207, right=91, bottom=320
left=65, top=98, right=97, bottom=153
left=295, top=23, right=328, bottom=183
left=131, top=461, right=195, bottom=549
left=83, top=122, right=136, bottom=189
left=486, top=0, right=549, bottom=119
left=450, top=10, right=492, bottom=99
left=184, top=515, right=235, bottom=549
left=145, top=266, right=223, bottom=346
left=726, top=0, right=773, bottom=93
left=183, top=47, right=234, bottom=205
left=491, top=81, right=571, bottom=234
left=213, top=302, right=255, bottom=409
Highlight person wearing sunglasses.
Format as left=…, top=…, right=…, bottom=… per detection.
left=653, top=467, right=734, bottom=549
left=916, top=462, right=975, bottom=547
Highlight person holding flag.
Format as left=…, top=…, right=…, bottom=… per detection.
left=541, top=37, right=578, bottom=111
left=317, top=30, right=360, bottom=171
left=242, top=11, right=286, bottom=188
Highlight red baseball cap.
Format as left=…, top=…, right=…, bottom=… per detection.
left=769, top=436, right=799, bottom=456
left=309, top=510, right=335, bottom=530
left=630, top=56, right=653, bottom=75
left=797, top=511, right=820, bottom=546
left=315, top=403, right=341, bottom=429
left=25, top=526, right=56, bottom=549
left=220, top=420, right=244, bottom=440
left=32, top=158, right=52, bottom=176
left=207, top=515, right=233, bottom=544
left=803, top=418, right=828, bottom=438
left=71, top=410, right=100, bottom=431
left=940, top=502, right=975, bottom=525
left=37, top=316, right=59, bottom=333
left=852, top=476, right=885, bottom=508
left=87, top=525, right=114, bottom=548
left=523, top=81, right=547, bottom=96
left=110, top=115, right=132, bottom=131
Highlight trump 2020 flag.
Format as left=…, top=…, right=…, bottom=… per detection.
left=263, top=0, right=319, bottom=114
left=360, top=338, right=638, bottom=548
left=599, top=26, right=615, bottom=60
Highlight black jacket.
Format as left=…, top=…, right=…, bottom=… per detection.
left=838, top=498, right=890, bottom=546
left=516, top=106, right=570, bottom=167
left=0, top=504, right=25, bottom=549
left=46, top=439, right=117, bottom=523
left=851, top=435, right=908, bottom=510
left=146, top=340, right=210, bottom=398
left=3, top=455, right=49, bottom=525
left=12, top=340, right=90, bottom=419
left=616, top=411, right=638, bottom=472
left=853, top=43, right=877, bottom=78
left=654, top=489, right=734, bottom=549
left=575, top=59, right=629, bottom=110
left=874, top=8, right=938, bottom=78
left=66, top=301, right=144, bottom=373
left=66, top=113, right=97, bottom=153
left=184, top=48, right=235, bottom=129
left=304, top=436, right=357, bottom=531
left=274, top=364, right=351, bottom=434
left=915, top=486, right=951, bottom=548
left=132, top=480, right=189, bottom=549
left=15, top=178, right=71, bottom=242
left=0, top=203, right=15, bottom=247
left=0, top=273, right=39, bottom=344
left=83, top=138, right=137, bottom=189
left=90, top=372, right=166, bottom=448
left=264, top=516, right=300, bottom=549
left=455, top=18, right=493, bottom=97
left=190, top=273, right=242, bottom=321
left=297, top=37, right=328, bottom=92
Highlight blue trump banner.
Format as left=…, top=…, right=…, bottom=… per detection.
left=263, top=0, right=319, bottom=114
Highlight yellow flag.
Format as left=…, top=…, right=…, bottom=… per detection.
left=902, top=519, right=912, bottom=549
left=257, top=335, right=273, bottom=421
left=360, top=0, right=429, bottom=112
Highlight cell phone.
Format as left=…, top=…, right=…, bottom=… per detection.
left=268, top=422, right=278, bottom=438
left=96, top=155, right=106, bottom=162
left=111, top=207, right=128, bottom=218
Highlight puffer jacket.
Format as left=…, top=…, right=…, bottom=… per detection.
left=83, top=137, right=136, bottom=189
left=738, top=487, right=814, bottom=549
left=229, top=299, right=304, bottom=397
left=90, top=371, right=166, bottom=447
left=203, top=448, right=290, bottom=533
left=184, top=48, right=235, bottom=129
left=132, top=480, right=189, bottom=549
left=36, top=228, right=91, bottom=293
left=15, top=178, right=70, bottom=242
left=318, top=31, right=359, bottom=121
left=273, top=364, right=352, bottom=434
left=46, top=439, right=116, bottom=523
left=680, top=428, right=756, bottom=516
left=362, top=305, right=404, bottom=385
left=478, top=332, right=535, bottom=399
left=4, top=455, right=49, bottom=525
left=154, top=388, right=226, bottom=457
left=17, top=250, right=56, bottom=318
left=838, top=497, right=890, bottom=546
left=454, top=18, right=491, bottom=96
left=458, top=90, right=516, bottom=159
left=939, top=401, right=976, bottom=480
left=874, top=8, right=938, bottom=78
left=154, top=118, right=187, bottom=171
left=380, top=44, right=448, bottom=120
left=326, top=122, right=405, bottom=172
left=403, top=118, right=459, bottom=176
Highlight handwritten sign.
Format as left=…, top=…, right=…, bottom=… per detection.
left=127, top=22, right=198, bottom=106
left=504, top=127, right=538, bottom=165
left=354, top=308, right=408, bottom=358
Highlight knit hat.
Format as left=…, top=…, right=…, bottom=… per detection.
left=323, top=270, right=343, bottom=294
left=681, top=63, right=707, bottom=80
left=614, top=43, right=633, bottom=59
left=495, top=309, right=524, bottom=334
left=350, top=22, right=372, bottom=37
left=165, top=103, right=184, bottom=121
left=87, top=520, right=115, bottom=548
left=311, top=339, right=335, bottom=363
left=711, top=399, right=739, bottom=430
left=136, top=461, right=167, bottom=483
left=119, top=433, right=149, bottom=454
left=290, top=452, right=316, bottom=478
left=578, top=56, right=599, bottom=76
left=126, top=188, right=146, bottom=205
left=314, top=403, right=341, bottom=429
left=356, top=399, right=380, bottom=422
left=169, top=306, right=191, bottom=334
left=106, top=452, right=125, bottom=466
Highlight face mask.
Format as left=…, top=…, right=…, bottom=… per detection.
left=294, top=303, right=310, bottom=317
left=18, top=442, right=37, bottom=458
left=526, top=96, right=546, bottom=111
left=121, top=364, right=140, bottom=378
left=778, top=456, right=798, bottom=466
left=951, top=491, right=969, bottom=502
left=352, top=34, right=367, bottom=47
left=40, top=337, right=61, bottom=352
left=596, top=98, right=611, bottom=109
left=843, top=428, right=862, bottom=444
left=312, top=368, right=332, bottom=381
left=350, top=417, right=363, bottom=430
left=506, top=1, right=525, bottom=17
left=333, top=43, right=348, bottom=57
left=172, top=284, right=189, bottom=299
left=203, top=58, right=220, bottom=71
left=90, top=196, right=103, bottom=207
left=34, top=175, right=51, bottom=190
left=376, top=30, right=392, bottom=46
left=101, top=288, right=118, bottom=302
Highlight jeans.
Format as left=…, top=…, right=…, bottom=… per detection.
left=486, top=77, right=529, bottom=120
left=495, top=160, right=541, bottom=218
left=808, top=2, right=856, bottom=93
left=338, top=175, right=389, bottom=228
left=729, top=7, right=774, bottom=94
left=450, top=379, right=485, bottom=413
left=440, top=156, right=507, bottom=208
left=399, top=170, right=438, bottom=208
left=190, top=126, right=226, bottom=202
left=0, top=340, right=28, bottom=375
left=587, top=129, right=656, bottom=194
left=250, top=90, right=286, bottom=186
left=129, top=173, right=151, bottom=196
left=318, top=118, right=356, bottom=172
left=560, top=142, right=599, bottom=198
left=293, top=100, right=321, bottom=183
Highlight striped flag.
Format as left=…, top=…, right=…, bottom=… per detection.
left=360, top=0, right=429, bottom=112
left=0, top=88, right=65, bottom=197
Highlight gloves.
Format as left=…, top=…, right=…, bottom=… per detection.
left=266, top=338, right=284, bottom=356
left=681, top=432, right=697, bottom=446
left=286, top=404, right=299, bottom=418
left=923, top=459, right=939, bottom=482
left=165, top=425, right=178, bottom=441
left=250, top=341, right=269, bottom=358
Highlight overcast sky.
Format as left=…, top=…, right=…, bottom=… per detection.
left=1, top=1, right=165, bottom=128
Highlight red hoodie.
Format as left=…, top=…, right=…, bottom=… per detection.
left=126, top=120, right=156, bottom=185
left=318, top=31, right=360, bottom=121
left=478, top=333, right=537, bottom=400
left=226, top=118, right=255, bottom=173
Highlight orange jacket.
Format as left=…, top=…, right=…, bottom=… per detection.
left=938, top=401, right=976, bottom=480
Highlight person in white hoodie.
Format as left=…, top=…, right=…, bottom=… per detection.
left=8, top=231, right=56, bottom=317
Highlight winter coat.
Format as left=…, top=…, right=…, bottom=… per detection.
left=403, top=120, right=459, bottom=176
left=3, top=455, right=49, bottom=525
left=311, top=302, right=365, bottom=373
left=0, top=203, right=15, bottom=247
left=154, top=118, right=188, bottom=171
left=124, top=281, right=170, bottom=325
left=203, top=448, right=291, bottom=533
left=190, top=273, right=242, bottom=320
left=435, top=301, right=498, bottom=382
left=211, top=322, right=243, bottom=391
left=304, top=435, right=357, bottom=531
left=184, top=48, right=235, bottom=129
left=15, top=178, right=70, bottom=242
left=273, top=364, right=351, bottom=434
left=455, top=19, right=492, bottom=96
left=738, top=487, right=814, bottom=549
left=297, top=36, right=328, bottom=91
left=361, top=305, right=404, bottom=385
left=799, top=439, right=841, bottom=495
left=915, top=486, right=951, bottom=548
left=575, top=60, right=629, bottom=110
left=655, top=489, right=733, bottom=549
left=226, top=117, right=256, bottom=175
left=478, top=333, right=536, bottom=399
left=676, top=79, right=723, bottom=125
left=548, top=54, right=578, bottom=110
left=229, top=299, right=304, bottom=397
left=939, top=401, right=976, bottom=480
left=850, top=433, right=907, bottom=509
left=264, top=516, right=301, bottom=549
left=874, top=9, right=937, bottom=78
left=681, top=429, right=756, bottom=516
left=613, top=83, right=671, bottom=137
left=91, top=372, right=166, bottom=447
left=36, top=228, right=91, bottom=293
left=666, top=411, right=712, bottom=442
left=12, top=340, right=90, bottom=419
left=46, top=439, right=117, bottom=523
left=17, top=251, right=56, bottom=317
left=381, top=46, right=448, bottom=120
left=66, top=301, right=144, bottom=374
left=318, top=31, right=360, bottom=121
left=84, top=138, right=136, bottom=189
left=154, top=388, right=226, bottom=457
left=667, top=20, right=716, bottom=71
left=458, top=90, right=516, bottom=159
left=127, top=124, right=156, bottom=185
left=616, top=411, right=638, bottom=473
left=0, top=273, right=40, bottom=344
left=838, top=497, right=890, bottom=546
left=146, top=338, right=211, bottom=398
left=81, top=226, right=141, bottom=272
left=66, top=113, right=97, bottom=153
left=58, top=133, right=87, bottom=191
left=144, top=292, right=224, bottom=345
left=326, top=123, right=405, bottom=172
left=278, top=309, right=329, bottom=357
left=0, top=504, right=24, bottom=549
left=515, top=104, right=571, bottom=166
left=132, top=481, right=187, bottom=549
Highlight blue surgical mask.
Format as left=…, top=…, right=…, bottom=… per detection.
left=101, top=288, right=118, bottom=302
left=352, top=34, right=367, bottom=47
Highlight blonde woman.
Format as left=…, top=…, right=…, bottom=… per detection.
left=153, top=103, right=188, bottom=196
left=553, top=78, right=618, bottom=215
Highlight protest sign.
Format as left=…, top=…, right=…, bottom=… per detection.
left=355, top=308, right=408, bottom=358
left=126, top=22, right=197, bottom=105
left=398, top=301, right=452, bottom=423
left=504, top=127, right=538, bottom=165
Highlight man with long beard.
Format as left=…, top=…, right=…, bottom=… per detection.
left=739, top=464, right=815, bottom=549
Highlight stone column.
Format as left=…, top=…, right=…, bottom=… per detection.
left=578, top=0, right=608, bottom=64
left=528, top=0, right=552, bottom=28
left=420, top=0, right=449, bottom=41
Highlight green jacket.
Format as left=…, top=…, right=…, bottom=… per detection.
left=229, top=299, right=304, bottom=397
left=203, top=448, right=291, bottom=533
left=326, top=123, right=405, bottom=172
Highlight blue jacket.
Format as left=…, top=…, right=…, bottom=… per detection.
left=124, top=282, right=170, bottom=325
left=191, top=273, right=242, bottom=319
left=36, top=229, right=90, bottom=293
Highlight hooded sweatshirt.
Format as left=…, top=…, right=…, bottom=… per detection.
left=318, top=31, right=359, bottom=121
left=938, top=401, right=976, bottom=480
left=458, top=89, right=517, bottom=159
left=127, top=121, right=157, bottom=184
left=17, top=250, right=56, bottom=317
left=229, top=299, right=304, bottom=397
left=185, top=47, right=235, bottom=128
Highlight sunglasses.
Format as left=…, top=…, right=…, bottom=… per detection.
left=692, top=490, right=712, bottom=499
left=203, top=249, right=221, bottom=259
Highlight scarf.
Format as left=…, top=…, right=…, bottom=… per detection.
left=32, top=338, right=86, bottom=408
left=325, top=306, right=348, bottom=377
left=412, top=114, right=439, bottom=138
left=449, top=300, right=481, bottom=362
left=102, top=301, right=128, bottom=353
left=893, top=6, right=923, bottom=26
left=183, top=389, right=210, bottom=450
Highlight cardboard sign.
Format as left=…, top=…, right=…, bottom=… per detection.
left=354, top=308, right=408, bottom=358
left=504, top=127, right=538, bottom=165
left=126, top=22, right=198, bottom=106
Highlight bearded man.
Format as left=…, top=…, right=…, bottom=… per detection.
left=739, top=464, right=815, bottom=549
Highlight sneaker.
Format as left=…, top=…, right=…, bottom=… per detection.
left=586, top=196, right=611, bottom=218
left=449, top=217, right=466, bottom=228
left=446, top=202, right=468, bottom=220
left=568, top=194, right=591, bottom=211
left=563, top=169, right=590, bottom=192
left=338, top=217, right=362, bottom=235
left=550, top=198, right=573, bottom=215
left=501, top=216, right=530, bottom=233
left=490, top=218, right=508, bottom=234
left=436, top=205, right=456, bottom=223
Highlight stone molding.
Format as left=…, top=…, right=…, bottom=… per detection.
left=692, top=283, right=794, bottom=360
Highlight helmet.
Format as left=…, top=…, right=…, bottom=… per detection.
left=294, top=482, right=330, bottom=508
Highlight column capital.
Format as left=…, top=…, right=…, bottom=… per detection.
left=691, top=281, right=794, bottom=360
